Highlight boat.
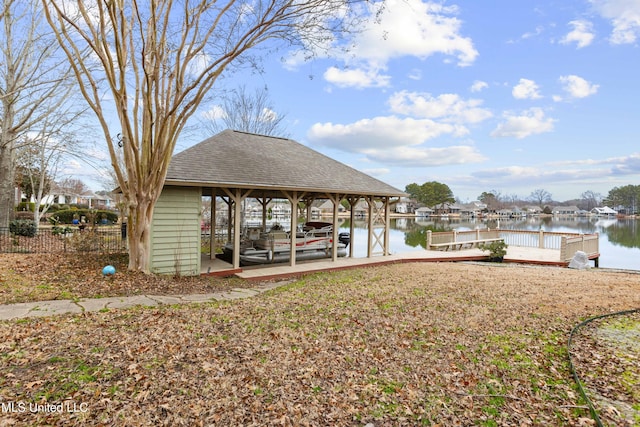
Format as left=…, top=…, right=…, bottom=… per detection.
left=219, top=222, right=348, bottom=266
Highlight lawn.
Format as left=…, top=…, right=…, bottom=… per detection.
left=0, top=258, right=639, bottom=426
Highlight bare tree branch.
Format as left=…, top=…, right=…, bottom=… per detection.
left=42, top=0, right=371, bottom=272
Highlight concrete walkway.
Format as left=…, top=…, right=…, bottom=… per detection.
left=0, top=281, right=289, bottom=321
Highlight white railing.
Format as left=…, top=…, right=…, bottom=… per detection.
left=427, top=228, right=599, bottom=262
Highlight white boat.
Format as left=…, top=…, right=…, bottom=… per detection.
left=220, top=222, right=348, bottom=266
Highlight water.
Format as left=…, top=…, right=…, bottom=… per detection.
left=338, top=216, right=640, bottom=271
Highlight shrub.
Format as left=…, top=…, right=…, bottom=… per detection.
left=479, top=240, right=508, bottom=261
left=49, top=209, right=119, bottom=225
left=9, top=219, right=37, bottom=237
left=16, top=202, right=35, bottom=212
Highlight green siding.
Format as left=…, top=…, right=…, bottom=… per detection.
left=150, top=187, right=201, bottom=276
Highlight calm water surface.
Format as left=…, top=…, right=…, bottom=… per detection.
left=338, top=216, right=640, bottom=271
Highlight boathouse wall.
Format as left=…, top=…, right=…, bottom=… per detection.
left=150, top=186, right=202, bottom=276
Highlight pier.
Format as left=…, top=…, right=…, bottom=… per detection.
left=201, top=229, right=600, bottom=280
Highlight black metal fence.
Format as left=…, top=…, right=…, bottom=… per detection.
left=0, top=227, right=127, bottom=254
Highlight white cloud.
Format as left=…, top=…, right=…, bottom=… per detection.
left=408, top=69, right=423, bottom=81
left=307, top=115, right=486, bottom=167
left=287, top=0, right=478, bottom=89
left=590, top=0, right=640, bottom=44
left=363, top=145, right=486, bottom=167
left=362, top=167, right=391, bottom=176
left=201, top=105, right=226, bottom=121
left=306, top=89, right=493, bottom=167
left=470, top=80, right=488, bottom=92
left=512, top=78, right=542, bottom=100
left=491, top=108, right=555, bottom=139
left=323, top=66, right=391, bottom=89
left=353, top=0, right=477, bottom=66
left=556, top=75, right=599, bottom=100
left=308, top=116, right=458, bottom=151
left=387, top=91, right=493, bottom=125
left=186, top=52, right=212, bottom=77
left=560, top=20, right=595, bottom=48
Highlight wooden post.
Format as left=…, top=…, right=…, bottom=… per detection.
left=210, top=194, right=216, bottom=260
left=384, top=197, right=390, bottom=256
left=427, top=230, right=432, bottom=250
left=367, top=197, right=374, bottom=258
left=347, top=196, right=358, bottom=258
left=222, top=188, right=252, bottom=269
left=284, top=191, right=301, bottom=267
left=539, top=230, right=544, bottom=249
left=560, top=235, right=567, bottom=261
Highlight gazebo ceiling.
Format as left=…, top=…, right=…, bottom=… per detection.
left=165, top=129, right=406, bottom=199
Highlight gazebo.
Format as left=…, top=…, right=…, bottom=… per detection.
left=149, top=130, right=405, bottom=275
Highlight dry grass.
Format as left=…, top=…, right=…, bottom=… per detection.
left=0, top=261, right=639, bottom=425
left=0, top=253, right=249, bottom=304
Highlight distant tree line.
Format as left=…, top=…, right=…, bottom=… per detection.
left=604, top=185, right=640, bottom=214
left=405, top=181, right=639, bottom=215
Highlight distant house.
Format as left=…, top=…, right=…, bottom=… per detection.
left=554, top=206, right=580, bottom=216
left=524, top=206, right=543, bottom=215
left=314, top=199, right=345, bottom=216
left=392, top=197, right=418, bottom=214
left=415, top=207, right=434, bottom=218
left=591, top=206, right=618, bottom=217
left=433, top=203, right=461, bottom=216
left=459, top=202, right=482, bottom=217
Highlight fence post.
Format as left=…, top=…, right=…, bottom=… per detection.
left=453, top=230, right=458, bottom=243
left=476, top=228, right=480, bottom=240
left=581, top=234, right=585, bottom=251
left=539, top=230, right=544, bottom=249
left=560, top=236, right=567, bottom=261
left=426, top=230, right=432, bottom=250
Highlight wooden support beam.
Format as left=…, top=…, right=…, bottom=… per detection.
left=325, top=193, right=343, bottom=261
left=346, top=196, right=359, bottom=259
left=221, top=188, right=253, bottom=269
left=283, top=191, right=301, bottom=267
left=210, top=195, right=216, bottom=260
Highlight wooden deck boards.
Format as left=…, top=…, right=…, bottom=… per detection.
left=201, top=246, right=570, bottom=281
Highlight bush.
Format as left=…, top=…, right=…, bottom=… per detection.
left=16, top=202, right=35, bottom=212
left=479, top=240, right=508, bottom=261
left=49, top=209, right=119, bottom=225
left=9, top=219, right=37, bottom=237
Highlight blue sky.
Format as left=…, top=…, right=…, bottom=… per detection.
left=191, top=0, right=640, bottom=203
left=79, top=0, right=639, bottom=203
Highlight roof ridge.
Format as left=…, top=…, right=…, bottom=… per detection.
left=230, top=129, right=290, bottom=141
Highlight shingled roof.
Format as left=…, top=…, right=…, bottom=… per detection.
left=165, top=130, right=405, bottom=198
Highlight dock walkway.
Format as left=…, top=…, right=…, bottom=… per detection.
left=202, top=246, right=566, bottom=281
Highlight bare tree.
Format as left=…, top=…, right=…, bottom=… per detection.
left=43, top=0, right=370, bottom=272
left=57, top=177, right=90, bottom=199
left=580, top=190, right=602, bottom=211
left=203, top=85, right=289, bottom=137
left=16, top=128, right=84, bottom=225
left=529, top=188, right=552, bottom=208
left=0, top=0, right=78, bottom=229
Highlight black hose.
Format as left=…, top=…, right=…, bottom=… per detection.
left=567, top=308, right=640, bottom=427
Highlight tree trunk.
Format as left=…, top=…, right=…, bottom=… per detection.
left=125, top=195, right=156, bottom=273
left=0, top=142, right=16, bottom=229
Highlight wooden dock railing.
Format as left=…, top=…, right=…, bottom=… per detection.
left=427, top=229, right=599, bottom=264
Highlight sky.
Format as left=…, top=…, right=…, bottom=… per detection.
left=80, top=0, right=640, bottom=204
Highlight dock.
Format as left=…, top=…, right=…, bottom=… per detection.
left=201, top=246, right=572, bottom=281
